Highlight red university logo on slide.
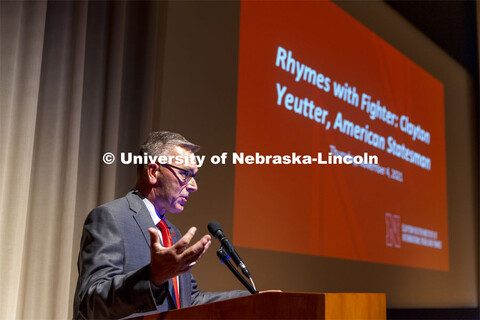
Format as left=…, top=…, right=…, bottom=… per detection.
left=385, top=213, right=401, bottom=248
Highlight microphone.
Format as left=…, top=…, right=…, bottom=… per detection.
left=208, top=221, right=252, bottom=279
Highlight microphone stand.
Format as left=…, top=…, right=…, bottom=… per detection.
left=216, top=247, right=258, bottom=294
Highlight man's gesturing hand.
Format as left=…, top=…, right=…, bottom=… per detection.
left=148, top=227, right=211, bottom=286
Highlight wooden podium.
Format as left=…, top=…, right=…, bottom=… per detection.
left=137, top=292, right=386, bottom=319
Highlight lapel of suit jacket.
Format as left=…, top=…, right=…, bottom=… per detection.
left=128, top=192, right=181, bottom=308
left=127, top=190, right=155, bottom=247
left=165, top=219, right=191, bottom=308
left=165, top=219, right=190, bottom=308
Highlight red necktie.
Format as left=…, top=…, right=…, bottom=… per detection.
left=157, top=219, right=181, bottom=309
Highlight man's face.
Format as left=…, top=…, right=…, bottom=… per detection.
left=152, top=146, right=198, bottom=215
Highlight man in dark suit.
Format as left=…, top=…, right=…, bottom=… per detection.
left=73, top=132, right=249, bottom=319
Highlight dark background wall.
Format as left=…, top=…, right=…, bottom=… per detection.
left=386, top=1, right=478, bottom=79
left=385, top=2, right=479, bottom=318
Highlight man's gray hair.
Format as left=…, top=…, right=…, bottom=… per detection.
left=137, top=131, right=200, bottom=175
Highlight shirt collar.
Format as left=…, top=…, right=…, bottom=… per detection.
left=142, top=197, right=164, bottom=225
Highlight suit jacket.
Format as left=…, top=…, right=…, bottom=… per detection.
left=73, top=190, right=249, bottom=319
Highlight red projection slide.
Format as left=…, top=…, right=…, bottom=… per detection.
left=233, top=0, right=448, bottom=271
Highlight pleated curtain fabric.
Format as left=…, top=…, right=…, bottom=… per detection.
left=0, top=1, right=168, bottom=318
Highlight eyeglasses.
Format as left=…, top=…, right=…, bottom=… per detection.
left=160, top=163, right=199, bottom=185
